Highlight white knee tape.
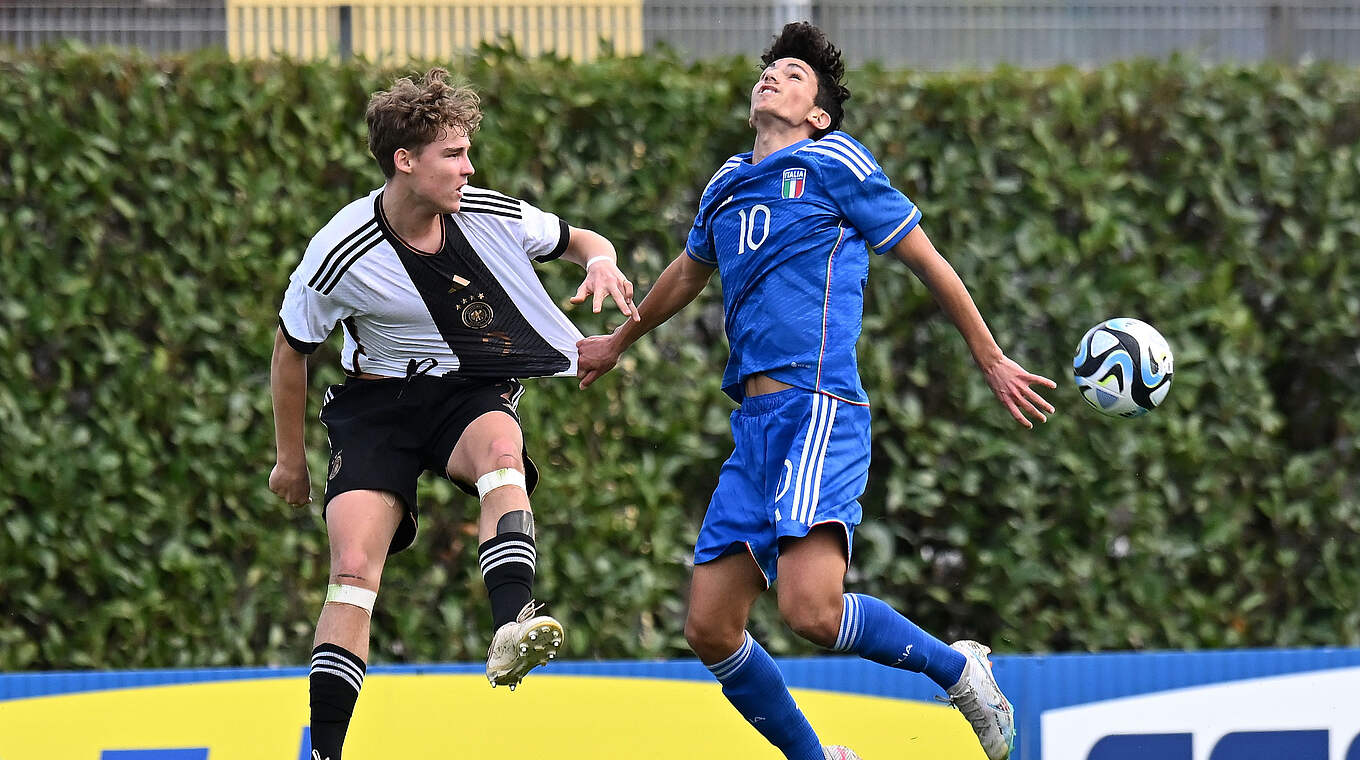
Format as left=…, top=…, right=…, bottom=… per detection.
left=326, top=583, right=377, bottom=615
left=476, top=467, right=526, bottom=500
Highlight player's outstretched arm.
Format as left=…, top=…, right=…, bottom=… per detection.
left=577, top=250, right=715, bottom=389
left=561, top=226, right=640, bottom=322
left=269, top=328, right=313, bottom=506
left=890, top=225, right=1056, bottom=428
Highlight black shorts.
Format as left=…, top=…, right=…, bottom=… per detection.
left=318, top=374, right=540, bottom=554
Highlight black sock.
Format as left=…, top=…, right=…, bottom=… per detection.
left=310, top=643, right=366, bottom=760
left=478, top=531, right=536, bottom=629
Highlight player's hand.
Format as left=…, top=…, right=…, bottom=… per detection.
left=269, top=461, right=312, bottom=507
left=981, top=355, right=1057, bottom=429
left=577, top=334, right=621, bottom=389
left=570, top=259, right=640, bottom=322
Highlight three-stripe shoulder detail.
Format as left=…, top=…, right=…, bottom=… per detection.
left=459, top=189, right=522, bottom=220
left=701, top=156, right=743, bottom=196
left=308, top=218, right=382, bottom=295
left=797, top=135, right=878, bottom=182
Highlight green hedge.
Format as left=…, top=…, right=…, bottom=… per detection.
left=1, top=46, right=1356, bottom=669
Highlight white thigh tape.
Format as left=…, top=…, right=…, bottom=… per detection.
left=476, top=468, right=526, bottom=500
left=326, top=583, right=377, bottom=614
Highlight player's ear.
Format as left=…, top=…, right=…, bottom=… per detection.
left=392, top=147, right=413, bottom=175
left=808, top=108, right=829, bottom=132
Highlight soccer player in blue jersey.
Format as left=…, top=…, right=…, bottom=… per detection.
left=577, top=22, right=1054, bottom=760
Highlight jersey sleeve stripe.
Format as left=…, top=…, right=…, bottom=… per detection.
left=533, top=218, right=571, bottom=262
left=457, top=204, right=522, bottom=220
left=813, top=139, right=873, bottom=177
left=871, top=206, right=921, bottom=251
left=799, top=146, right=868, bottom=181
left=307, top=219, right=378, bottom=289
left=821, top=134, right=877, bottom=174
left=700, top=157, right=742, bottom=196
left=312, top=224, right=383, bottom=292
left=460, top=191, right=520, bottom=212
left=461, top=187, right=518, bottom=202
left=278, top=317, right=321, bottom=354
left=318, top=234, right=383, bottom=295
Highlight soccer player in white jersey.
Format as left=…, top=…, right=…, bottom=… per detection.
left=577, top=23, right=1055, bottom=760
left=269, top=68, right=639, bottom=760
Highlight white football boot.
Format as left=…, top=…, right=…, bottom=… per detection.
left=486, top=601, right=564, bottom=690
left=823, top=746, right=863, bottom=760
left=946, top=640, right=1015, bottom=760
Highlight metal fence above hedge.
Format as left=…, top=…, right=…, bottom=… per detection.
left=2, top=0, right=1359, bottom=66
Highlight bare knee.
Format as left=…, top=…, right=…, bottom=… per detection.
left=479, top=437, right=522, bottom=474
left=330, top=546, right=382, bottom=590
left=779, top=591, right=842, bottom=648
left=685, top=613, right=747, bottom=664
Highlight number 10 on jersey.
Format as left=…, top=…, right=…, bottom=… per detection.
left=737, top=204, right=771, bottom=255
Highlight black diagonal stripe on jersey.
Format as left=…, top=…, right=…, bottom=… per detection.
left=318, top=232, right=383, bottom=295
left=456, top=204, right=521, bottom=220
left=312, top=225, right=381, bottom=294
left=308, top=219, right=378, bottom=290
left=387, top=215, right=570, bottom=378
left=461, top=190, right=519, bottom=211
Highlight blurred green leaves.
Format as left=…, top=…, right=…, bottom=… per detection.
left=0, top=47, right=1355, bottom=669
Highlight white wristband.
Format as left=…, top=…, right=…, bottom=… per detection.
left=585, top=255, right=614, bottom=270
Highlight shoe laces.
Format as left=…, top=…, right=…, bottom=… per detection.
left=936, top=687, right=993, bottom=737
left=515, top=600, right=545, bottom=624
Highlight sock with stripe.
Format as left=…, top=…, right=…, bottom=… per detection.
left=707, top=632, right=825, bottom=760
left=309, top=643, right=366, bottom=760
left=832, top=592, right=965, bottom=690
left=478, top=532, right=535, bottom=629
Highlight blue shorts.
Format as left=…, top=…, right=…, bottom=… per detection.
left=694, top=388, right=869, bottom=586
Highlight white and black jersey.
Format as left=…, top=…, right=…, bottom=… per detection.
left=279, top=186, right=583, bottom=379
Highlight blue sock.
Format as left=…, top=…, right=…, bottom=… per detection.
left=707, top=632, right=825, bottom=760
left=833, top=592, right=966, bottom=690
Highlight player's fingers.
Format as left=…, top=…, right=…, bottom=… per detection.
left=571, top=281, right=589, bottom=304
left=1023, top=385, right=1056, bottom=414
left=623, top=279, right=635, bottom=301
left=627, top=298, right=641, bottom=321
left=1003, top=397, right=1033, bottom=429
left=609, top=284, right=631, bottom=316
left=592, top=285, right=606, bottom=313
left=1016, top=394, right=1047, bottom=424
left=1027, top=372, right=1058, bottom=389
left=579, top=370, right=599, bottom=389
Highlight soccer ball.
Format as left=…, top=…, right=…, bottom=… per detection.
left=1072, top=317, right=1174, bottom=417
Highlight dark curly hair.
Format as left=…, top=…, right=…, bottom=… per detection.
left=366, top=68, right=482, bottom=179
left=760, top=22, right=851, bottom=138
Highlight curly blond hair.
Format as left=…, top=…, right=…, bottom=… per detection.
left=366, top=68, right=482, bottom=178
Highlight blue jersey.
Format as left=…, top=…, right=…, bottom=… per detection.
left=685, top=131, right=922, bottom=404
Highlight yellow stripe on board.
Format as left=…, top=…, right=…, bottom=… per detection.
left=226, top=0, right=643, bottom=61
left=0, top=674, right=988, bottom=759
